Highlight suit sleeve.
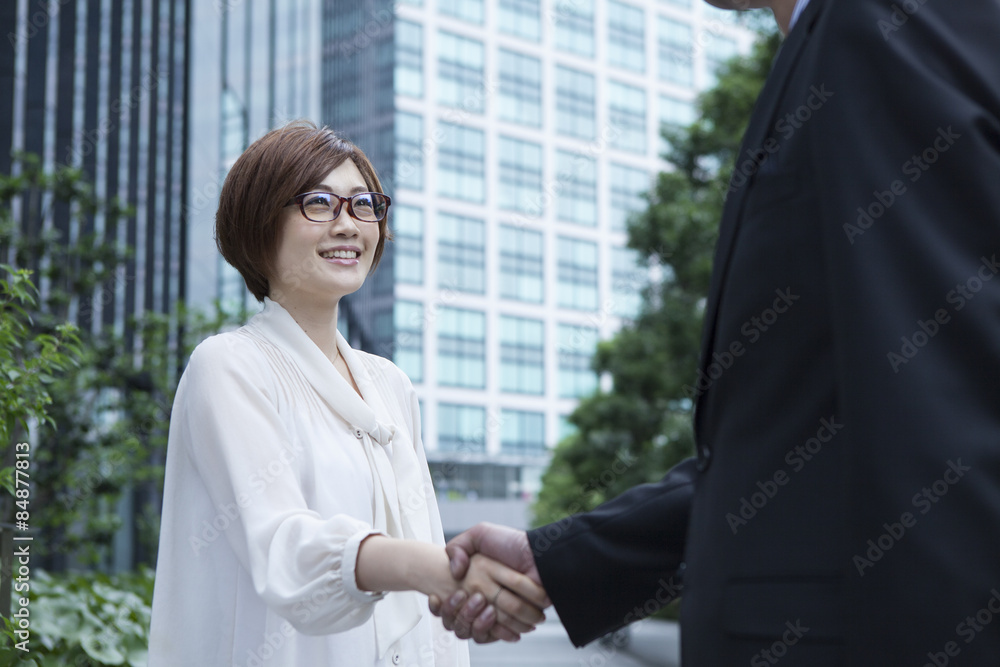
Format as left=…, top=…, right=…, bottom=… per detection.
left=527, top=457, right=697, bottom=647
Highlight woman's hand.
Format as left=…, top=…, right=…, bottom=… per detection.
left=355, top=535, right=548, bottom=641
left=458, top=553, right=548, bottom=640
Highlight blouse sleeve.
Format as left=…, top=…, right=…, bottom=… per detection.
left=171, top=334, right=384, bottom=635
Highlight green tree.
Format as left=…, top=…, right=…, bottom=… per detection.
left=533, top=27, right=782, bottom=526
left=0, top=266, right=83, bottom=621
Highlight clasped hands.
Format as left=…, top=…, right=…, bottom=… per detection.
left=428, top=522, right=547, bottom=643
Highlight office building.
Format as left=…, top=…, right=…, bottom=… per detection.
left=322, top=0, right=756, bottom=531
left=2, top=0, right=191, bottom=338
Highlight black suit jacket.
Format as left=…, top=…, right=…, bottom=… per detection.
left=528, top=0, right=1000, bottom=664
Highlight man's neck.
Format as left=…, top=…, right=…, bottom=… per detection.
left=770, top=0, right=800, bottom=35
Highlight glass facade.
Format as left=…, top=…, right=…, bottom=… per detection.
left=557, top=236, right=599, bottom=310
left=498, top=0, right=541, bottom=41
left=439, top=403, right=486, bottom=453
left=499, top=315, right=545, bottom=394
left=395, top=19, right=423, bottom=98
left=393, top=204, right=423, bottom=284
left=438, top=307, right=486, bottom=388
left=438, top=122, right=485, bottom=202
left=608, top=79, right=647, bottom=154
left=659, top=16, right=693, bottom=87
left=500, top=410, right=546, bottom=455
left=659, top=95, right=695, bottom=132
left=396, top=111, right=423, bottom=191
left=438, top=31, right=485, bottom=112
left=393, top=300, right=425, bottom=382
left=558, top=324, right=599, bottom=398
left=498, top=136, right=543, bottom=214
left=609, top=162, right=649, bottom=231
left=498, top=49, right=542, bottom=127
left=554, top=0, right=595, bottom=57
left=556, top=150, right=597, bottom=227
left=438, top=212, right=486, bottom=293
left=607, top=0, right=645, bottom=72
left=611, top=246, right=645, bottom=318
left=498, top=225, right=544, bottom=303
left=439, top=0, right=484, bottom=23
left=346, top=0, right=753, bottom=497
left=705, top=33, right=739, bottom=87
left=555, top=66, right=596, bottom=140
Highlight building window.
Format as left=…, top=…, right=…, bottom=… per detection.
left=396, top=111, right=423, bottom=191
left=438, top=403, right=486, bottom=453
left=498, top=49, right=542, bottom=127
left=395, top=19, right=423, bottom=97
left=557, top=236, right=598, bottom=311
left=608, top=163, right=649, bottom=231
left=555, top=66, right=595, bottom=140
left=499, top=225, right=543, bottom=303
left=659, top=94, right=695, bottom=155
left=607, top=0, right=645, bottom=73
left=498, top=136, right=543, bottom=215
left=498, top=0, right=541, bottom=41
left=659, top=16, right=693, bottom=87
left=438, top=212, right=485, bottom=293
left=394, top=300, right=424, bottom=382
left=554, top=0, right=594, bottom=57
left=438, top=122, right=485, bottom=202
left=438, top=307, right=486, bottom=388
left=499, top=315, right=544, bottom=394
left=556, top=150, right=597, bottom=227
left=611, top=246, right=645, bottom=318
left=608, top=80, right=646, bottom=154
left=500, top=410, right=546, bottom=455
left=702, top=3, right=743, bottom=25
left=439, top=0, right=483, bottom=24
left=558, top=324, right=598, bottom=398
left=558, top=414, right=577, bottom=441
left=393, top=204, right=423, bottom=284
left=438, top=31, right=485, bottom=113
left=705, top=34, right=738, bottom=87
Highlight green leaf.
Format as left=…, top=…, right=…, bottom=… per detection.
left=81, top=632, right=127, bottom=665
left=0, top=467, right=14, bottom=496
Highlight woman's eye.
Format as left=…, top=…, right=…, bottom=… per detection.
left=304, top=195, right=332, bottom=207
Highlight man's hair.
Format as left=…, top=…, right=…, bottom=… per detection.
left=215, top=120, right=391, bottom=302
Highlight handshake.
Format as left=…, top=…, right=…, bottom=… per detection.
left=429, top=522, right=547, bottom=643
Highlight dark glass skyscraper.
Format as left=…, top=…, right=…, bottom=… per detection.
left=323, top=0, right=396, bottom=355
left=1, top=0, right=191, bottom=570
left=1, top=0, right=191, bottom=339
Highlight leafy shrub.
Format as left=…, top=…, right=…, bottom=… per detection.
left=0, top=568, right=153, bottom=666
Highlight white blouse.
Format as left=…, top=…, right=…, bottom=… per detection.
left=149, top=299, right=470, bottom=667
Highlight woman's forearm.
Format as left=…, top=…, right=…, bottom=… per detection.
left=355, top=534, right=453, bottom=597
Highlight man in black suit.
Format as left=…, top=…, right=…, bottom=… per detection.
left=432, top=0, right=1000, bottom=663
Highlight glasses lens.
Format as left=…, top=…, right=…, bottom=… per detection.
left=301, top=193, right=335, bottom=221
left=351, top=193, right=387, bottom=222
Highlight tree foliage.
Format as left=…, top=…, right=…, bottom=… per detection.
left=533, top=28, right=782, bottom=526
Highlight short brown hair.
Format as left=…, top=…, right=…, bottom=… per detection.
left=216, top=120, right=391, bottom=302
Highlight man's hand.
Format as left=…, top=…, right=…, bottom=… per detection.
left=428, top=523, right=550, bottom=643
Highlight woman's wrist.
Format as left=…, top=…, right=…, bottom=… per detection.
left=356, top=535, right=453, bottom=597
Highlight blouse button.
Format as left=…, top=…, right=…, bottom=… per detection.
left=355, top=428, right=363, bottom=439
left=391, top=654, right=401, bottom=665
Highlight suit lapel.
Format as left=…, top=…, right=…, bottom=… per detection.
left=694, top=0, right=826, bottom=448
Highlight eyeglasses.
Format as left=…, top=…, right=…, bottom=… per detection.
left=286, top=191, right=391, bottom=223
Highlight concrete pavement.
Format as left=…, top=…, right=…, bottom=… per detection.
left=468, top=615, right=680, bottom=667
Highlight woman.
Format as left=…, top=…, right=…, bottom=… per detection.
left=149, top=121, right=547, bottom=666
